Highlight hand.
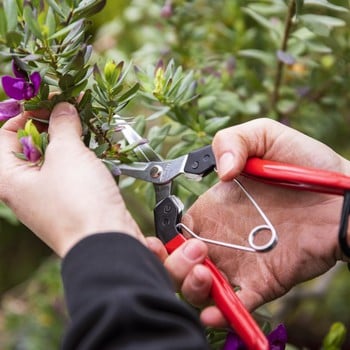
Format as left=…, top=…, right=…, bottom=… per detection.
left=153, top=118, right=350, bottom=328
left=0, top=103, right=144, bottom=257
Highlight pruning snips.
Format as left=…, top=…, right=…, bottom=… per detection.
left=105, top=119, right=350, bottom=350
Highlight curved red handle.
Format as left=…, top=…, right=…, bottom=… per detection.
left=166, top=234, right=269, bottom=350
left=244, top=158, right=350, bottom=195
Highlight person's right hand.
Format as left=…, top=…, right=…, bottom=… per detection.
left=150, top=118, right=350, bottom=328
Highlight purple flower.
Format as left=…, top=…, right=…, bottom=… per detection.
left=0, top=99, right=22, bottom=121
left=1, top=61, right=41, bottom=101
left=19, top=136, right=42, bottom=163
left=223, top=324, right=287, bottom=350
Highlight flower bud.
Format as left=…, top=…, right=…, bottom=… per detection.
left=19, top=135, right=42, bottom=163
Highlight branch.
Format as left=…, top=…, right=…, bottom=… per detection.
left=271, top=0, right=296, bottom=119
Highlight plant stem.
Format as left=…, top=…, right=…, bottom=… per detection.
left=271, top=0, right=296, bottom=119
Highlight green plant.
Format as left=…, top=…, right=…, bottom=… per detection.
left=1, top=0, right=350, bottom=348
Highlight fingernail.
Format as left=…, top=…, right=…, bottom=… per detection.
left=51, top=103, right=77, bottom=118
left=218, top=152, right=235, bottom=179
left=183, top=240, right=203, bottom=261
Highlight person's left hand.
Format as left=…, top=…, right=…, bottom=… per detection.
left=0, top=103, right=144, bottom=257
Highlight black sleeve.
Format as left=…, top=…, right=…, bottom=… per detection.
left=61, top=232, right=209, bottom=350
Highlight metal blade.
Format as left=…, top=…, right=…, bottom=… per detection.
left=113, top=118, right=162, bottom=162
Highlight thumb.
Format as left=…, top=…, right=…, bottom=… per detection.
left=212, top=118, right=274, bottom=181
left=48, top=102, right=82, bottom=142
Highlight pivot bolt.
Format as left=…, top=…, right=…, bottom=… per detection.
left=150, top=165, right=163, bottom=178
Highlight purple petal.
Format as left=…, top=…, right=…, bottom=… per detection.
left=1, top=71, right=41, bottom=100
left=12, top=60, right=28, bottom=79
left=222, top=331, right=246, bottom=350
left=29, top=72, right=41, bottom=96
left=20, top=136, right=42, bottom=163
left=267, top=324, right=287, bottom=350
left=2, top=76, right=27, bottom=100
left=0, top=99, right=22, bottom=121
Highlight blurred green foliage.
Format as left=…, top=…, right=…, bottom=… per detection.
left=1, top=0, right=350, bottom=348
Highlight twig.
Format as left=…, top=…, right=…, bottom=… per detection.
left=271, top=0, right=296, bottom=119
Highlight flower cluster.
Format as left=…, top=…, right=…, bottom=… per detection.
left=0, top=59, right=44, bottom=162
left=0, top=60, right=42, bottom=121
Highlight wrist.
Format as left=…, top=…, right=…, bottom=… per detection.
left=56, top=219, right=142, bottom=258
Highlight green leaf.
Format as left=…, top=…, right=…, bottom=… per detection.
left=93, top=143, right=109, bottom=157
left=5, top=31, right=22, bottom=48
left=48, top=19, right=84, bottom=40
left=45, top=7, right=57, bottom=39
left=72, top=0, right=106, bottom=20
left=0, top=6, right=7, bottom=38
left=146, top=106, right=171, bottom=121
left=243, top=7, right=279, bottom=33
left=118, top=83, right=140, bottom=103
left=300, top=14, right=346, bottom=36
left=46, top=0, right=66, bottom=19
left=0, top=202, right=19, bottom=225
left=238, top=49, right=273, bottom=65
left=58, top=74, right=74, bottom=90
left=23, top=4, right=43, bottom=40
left=204, top=116, right=231, bottom=135
left=304, top=0, right=348, bottom=12
left=40, top=132, right=49, bottom=154
left=13, top=152, right=28, bottom=161
left=3, top=0, right=17, bottom=32
left=148, top=124, right=171, bottom=150
left=295, top=0, right=304, bottom=15
left=247, top=2, right=287, bottom=16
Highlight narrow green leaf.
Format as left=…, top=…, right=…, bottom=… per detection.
left=118, top=83, right=140, bottom=103
left=15, top=0, right=23, bottom=15
left=146, top=106, right=171, bottom=121
left=4, top=0, right=17, bottom=32
left=45, top=7, right=56, bottom=39
left=0, top=202, right=19, bottom=225
left=300, top=14, right=346, bottom=28
left=48, top=19, right=84, bottom=40
left=23, top=5, right=43, bottom=40
left=0, top=6, right=7, bottom=38
left=238, top=49, right=273, bottom=65
left=243, top=7, right=279, bottom=33
left=72, top=0, right=106, bottom=20
left=304, top=0, right=348, bottom=12
left=46, top=0, right=66, bottom=19
left=148, top=124, right=171, bottom=149
left=204, top=116, right=231, bottom=134
left=295, top=0, right=304, bottom=15
left=58, top=74, right=75, bottom=90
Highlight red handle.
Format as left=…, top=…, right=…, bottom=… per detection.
left=166, top=234, right=269, bottom=350
left=244, top=158, right=350, bottom=195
